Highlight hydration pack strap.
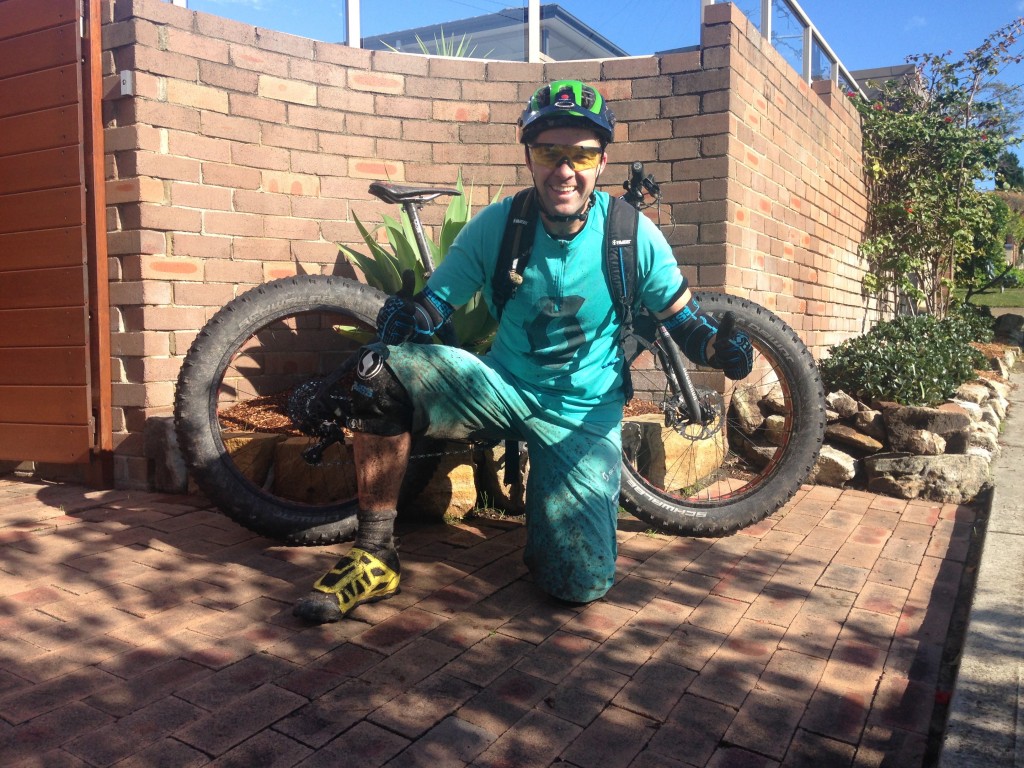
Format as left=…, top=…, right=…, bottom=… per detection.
left=492, top=188, right=537, bottom=320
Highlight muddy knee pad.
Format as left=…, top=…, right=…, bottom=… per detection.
left=345, top=347, right=414, bottom=436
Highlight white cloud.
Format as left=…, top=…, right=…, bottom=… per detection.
left=904, top=15, right=927, bottom=31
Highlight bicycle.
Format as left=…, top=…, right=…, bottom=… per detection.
left=173, top=164, right=826, bottom=544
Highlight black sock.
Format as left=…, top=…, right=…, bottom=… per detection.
left=355, top=508, right=397, bottom=554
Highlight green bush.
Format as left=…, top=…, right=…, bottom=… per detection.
left=820, top=314, right=987, bottom=407
left=947, top=299, right=995, bottom=343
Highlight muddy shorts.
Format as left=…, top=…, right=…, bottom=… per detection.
left=364, top=342, right=622, bottom=603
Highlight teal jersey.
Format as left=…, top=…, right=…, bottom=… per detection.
left=427, top=191, right=685, bottom=415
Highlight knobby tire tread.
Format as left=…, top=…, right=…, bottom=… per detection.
left=619, top=292, right=826, bottom=537
left=174, top=275, right=388, bottom=545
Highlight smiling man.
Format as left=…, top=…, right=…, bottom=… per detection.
left=293, top=79, right=752, bottom=624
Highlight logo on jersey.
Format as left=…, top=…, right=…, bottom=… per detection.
left=526, top=295, right=586, bottom=368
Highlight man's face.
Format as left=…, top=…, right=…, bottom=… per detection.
left=525, top=126, right=607, bottom=233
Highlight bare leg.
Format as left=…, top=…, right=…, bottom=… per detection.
left=352, top=431, right=411, bottom=512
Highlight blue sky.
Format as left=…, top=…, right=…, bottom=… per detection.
left=185, top=0, right=1024, bottom=74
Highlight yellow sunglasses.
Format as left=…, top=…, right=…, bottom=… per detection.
left=528, top=143, right=605, bottom=171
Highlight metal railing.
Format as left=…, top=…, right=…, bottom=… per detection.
left=701, top=0, right=865, bottom=97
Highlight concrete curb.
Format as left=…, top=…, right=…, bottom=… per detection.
left=941, top=363, right=1024, bottom=767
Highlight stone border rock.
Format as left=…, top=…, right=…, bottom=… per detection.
left=809, top=345, right=1019, bottom=503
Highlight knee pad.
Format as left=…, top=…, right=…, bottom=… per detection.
left=346, top=347, right=413, bottom=436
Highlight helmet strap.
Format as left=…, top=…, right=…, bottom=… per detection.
left=537, top=192, right=595, bottom=224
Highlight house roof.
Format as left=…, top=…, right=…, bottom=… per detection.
left=362, top=4, right=630, bottom=61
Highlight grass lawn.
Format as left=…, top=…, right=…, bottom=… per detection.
left=956, top=286, right=1024, bottom=308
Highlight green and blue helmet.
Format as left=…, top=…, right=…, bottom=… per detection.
left=518, top=79, right=616, bottom=145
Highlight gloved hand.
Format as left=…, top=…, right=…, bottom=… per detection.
left=708, top=312, right=753, bottom=380
left=376, top=270, right=420, bottom=345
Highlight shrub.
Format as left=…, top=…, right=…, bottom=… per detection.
left=820, top=315, right=987, bottom=407
left=947, top=300, right=995, bottom=343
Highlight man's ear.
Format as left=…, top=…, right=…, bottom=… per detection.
left=524, top=144, right=533, bottom=172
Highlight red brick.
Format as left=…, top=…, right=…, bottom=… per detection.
left=198, top=60, right=259, bottom=94
left=228, top=43, right=290, bottom=77
left=169, top=182, right=232, bottom=211
left=175, top=683, right=306, bottom=755
left=200, top=162, right=261, bottom=190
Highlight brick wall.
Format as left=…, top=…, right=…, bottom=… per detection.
left=101, top=0, right=873, bottom=488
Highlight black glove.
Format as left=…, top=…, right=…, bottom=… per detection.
left=376, top=270, right=419, bottom=345
left=708, top=312, right=753, bottom=380
left=376, top=270, right=455, bottom=345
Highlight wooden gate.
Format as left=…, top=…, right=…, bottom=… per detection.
left=0, top=0, right=111, bottom=477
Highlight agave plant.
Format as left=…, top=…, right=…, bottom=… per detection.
left=338, top=172, right=499, bottom=353
left=384, top=27, right=490, bottom=59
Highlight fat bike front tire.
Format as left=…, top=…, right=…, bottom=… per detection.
left=620, top=291, right=826, bottom=536
left=174, top=275, right=387, bottom=545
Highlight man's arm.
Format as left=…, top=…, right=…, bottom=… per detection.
left=654, top=285, right=753, bottom=380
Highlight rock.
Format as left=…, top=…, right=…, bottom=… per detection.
left=989, top=355, right=1011, bottom=378
left=764, top=414, right=787, bottom=446
left=224, top=431, right=285, bottom=489
left=953, top=381, right=991, bottom=405
left=882, top=403, right=968, bottom=453
left=825, top=390, right=859, bottom=419
left=144, top=415, right=189, bottom=493
left=808, top=444, right=857, bottom=487
left=825, top=423, right=884, bottom=453
left=988, top=395, right=1008, bottom=421
left=761, top=384, right=788, bottom=415
left=993, top=313, right=1024, bottom=346
left=401, top=441, right=480, bottom=521
left=966, top=445, right=994, bottom=463
left=730, top=386, right=765, bottom=434
left=622, top=413, right=727, bottom=491
left=851, top=409, right=887, bottom=441
left=274, top=437, right=357, bottom=503
left=979, top=404, right=1000, bottom=429
left=474, top=441, right=527, bottom=515
left=864, top=453, right=990, bottom=503
left=980, top=377, right=1011, bottom=400
left=950, top=399, right=983, bottom=421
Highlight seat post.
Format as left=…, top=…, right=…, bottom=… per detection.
left=403, top=200, right=435, bottom=274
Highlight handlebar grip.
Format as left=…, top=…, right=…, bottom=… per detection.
left=629, top=162, right=644, bottom=190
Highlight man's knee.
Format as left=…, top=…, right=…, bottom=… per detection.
left=346, top=347, right=413, bottom=436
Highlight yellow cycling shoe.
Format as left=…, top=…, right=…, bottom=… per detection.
left=292, top=547, right=401, bottom=624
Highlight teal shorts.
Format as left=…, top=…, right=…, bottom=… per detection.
left=369, top=342, right=622, bottom=603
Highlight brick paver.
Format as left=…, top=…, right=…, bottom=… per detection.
left=0, top=477, right=976, bottom=766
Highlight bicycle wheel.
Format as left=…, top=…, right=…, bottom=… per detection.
left=174, top=275, right=433, bottom=545
left=620, top=291, right=825, bottom=536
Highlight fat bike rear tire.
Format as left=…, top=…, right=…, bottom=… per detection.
left=174, top=275, right=390, bottom=545
left=619, top=291, right=825, bottom=536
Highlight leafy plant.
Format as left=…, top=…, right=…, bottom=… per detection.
left=384, top=27, right=490, bottom=58
left=338, top=172, right=499, bottom=353
left=820, top=314, right=987, bottom=407
left=851, top=19, right=1024, bottom=317
left=947, top=299, right=996, bottom=343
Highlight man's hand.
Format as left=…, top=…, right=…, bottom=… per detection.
left=375, top=270, right=456, bottom=346
left=376, top=270, right=419, bottom=345
left=708, top=312, right=753, bottom=380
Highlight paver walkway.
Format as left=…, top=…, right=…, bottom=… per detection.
left=0, top=477, right=977, bottom=767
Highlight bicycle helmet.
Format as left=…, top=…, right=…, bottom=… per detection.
left=518, top=79, right=615, bottom=146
